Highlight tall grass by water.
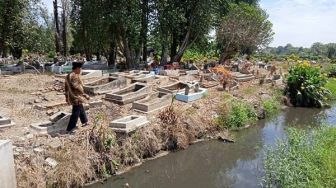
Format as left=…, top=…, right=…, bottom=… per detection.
left=264, top=127, right=336, bottom=188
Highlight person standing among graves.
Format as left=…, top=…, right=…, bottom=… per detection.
left=64, top=62, right=90, bottom=134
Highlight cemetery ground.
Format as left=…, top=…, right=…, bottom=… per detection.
left=0, top=68, right=284, bottom=187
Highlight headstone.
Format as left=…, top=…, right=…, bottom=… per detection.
left=0, top=140, right=17, bottom=188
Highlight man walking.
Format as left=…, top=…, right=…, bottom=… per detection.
left=64, top=62, right=90, bottom=134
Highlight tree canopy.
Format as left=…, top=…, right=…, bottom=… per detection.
left=0, top=0, right=274, bottom=65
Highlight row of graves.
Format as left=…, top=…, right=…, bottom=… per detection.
left=1, top=62, right=283, bottom=135
left=28, top=61, right=282, bottom=135
left=0, top=62, right=283, bottom=186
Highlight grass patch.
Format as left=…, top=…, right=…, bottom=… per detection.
left=325, top=78, right=336, bottom=99
left=241, top=86, right=258, bottom=95
left=215, top=98, right=257, bottom=129
left=262, top=98, right=281, bottom=115
left=264, top=127, right=336, bottom=188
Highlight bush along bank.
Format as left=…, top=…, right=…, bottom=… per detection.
left=215, top=92, right=282, bottom=130
left=285, top=61, right=331, bottom=107
left=264, top=126, right=336, bottom=187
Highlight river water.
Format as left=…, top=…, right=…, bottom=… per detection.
left=90, top=106, right=336, bottom=188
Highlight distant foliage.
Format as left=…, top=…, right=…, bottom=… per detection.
left=285, top=61, right=330, bottom=107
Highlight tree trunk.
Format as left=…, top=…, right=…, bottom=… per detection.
left=160, top=43, right=169, bottom=65
left=95, top=52, right=101, bottom=61
left=62, top=9, right=67, bottom=56
left=108, top=41, right=116, bottom=67
left=53, top=0, right=61, bottom=54
left=173, top=29, right=191, bottom=63
left=140, top=0, right=149, bottom=62
left=170, top=31, right=178, bottom=62
left=219, top=48, right=236, bottom=64
left=11, top=47, right=22, bottom=59
left=122, top=37, right=132, bottom=69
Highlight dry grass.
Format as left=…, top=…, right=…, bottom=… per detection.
left=47, top=143, right=96, bottom=188
left=16, top=154, right=46, bottom=188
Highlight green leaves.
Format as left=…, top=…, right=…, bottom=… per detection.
left=285, top=63, right=330, bottom=107
left=217, top=2, right=274, bottom=62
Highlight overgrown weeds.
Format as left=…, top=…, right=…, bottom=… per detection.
left=264, top=127, right=336, bottom=187
left=215, top=97, right=257, bottom=129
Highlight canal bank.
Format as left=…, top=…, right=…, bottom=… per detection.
left=90, top=106, right=336, bottom=188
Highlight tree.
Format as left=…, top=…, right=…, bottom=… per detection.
left=217, top=3, right=273, bottom=63
left=0, top=0, right=55, bottom=58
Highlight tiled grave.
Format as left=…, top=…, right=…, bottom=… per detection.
left=84, top=76, right=127, bottom=95
left=132, top=92, right=172, bottom=113
left=175, top=82, right=208, bottom=103
left=157, top=82, right=188, bottom=94
left=104, top=83, right=151, bottom=105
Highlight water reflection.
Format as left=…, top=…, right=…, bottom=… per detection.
left=90, top=106, right=336, bottom=188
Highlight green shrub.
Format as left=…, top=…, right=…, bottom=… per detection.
left=264, top=127, right=336, bottom=188
left=216, top=98, right=257, bottom=129
left=285, top=61, right=330, bottom=107
left=262, top=98, right=281, bottom=116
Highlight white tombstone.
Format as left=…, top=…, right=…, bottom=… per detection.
left=0, top=140, right=17, bottom=188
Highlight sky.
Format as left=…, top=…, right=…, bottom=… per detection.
left=260, top=0, right=336, bottom=47
left=42, top=0, right=336, bottom=48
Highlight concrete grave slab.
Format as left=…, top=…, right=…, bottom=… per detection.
left=157, top=82, right=188, bottom=94
left=0, top=140, right=16, bottom=188
left=104, top=83, right=151, bottom=105
left=232, top=72, right=255, bottom=82
left=34, top=102, right=68, bottom=111
left=30, top=111, right=71, bottom=134
left=175, top=88, right=208, bottom=103
left=84, top=76, right=127, bottom=95
left=132, top=92, right=173, bottom=113
left=186, top=70, right=200, bottom=75
left=89, top=100, right=103, bottom=108
left=110, top=115, right=149, bottom=133
left=0, top=115, right=15, bottom=128
left=131, top=75, right=169, bottom=84
left=55, top=70, right=103, bottom=80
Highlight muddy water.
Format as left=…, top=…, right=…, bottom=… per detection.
left=90, top=106, right=336, bottom=188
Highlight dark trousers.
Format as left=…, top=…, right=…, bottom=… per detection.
left=66, top=104, right=88, bottom=131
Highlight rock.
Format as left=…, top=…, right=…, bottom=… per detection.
left=46, top=158, right=58, bottom=168
left=48, top=139, right=62, bottom=149
left=15, top=147, right=24, bottom=153
left=281, top=106, right=288, bottom=111
left=34, top=99, right=42, bottom=103
left=25, top=134, right=34, bottom=139
left=33, top=147, right=44, bottom=154
left=257, top=107, right=265, bottom=119
left=260, top=94, right=272, bottom=101
left=192, top=103, right=200, bottom=109
left=46, top=110, right=54, bottom=116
